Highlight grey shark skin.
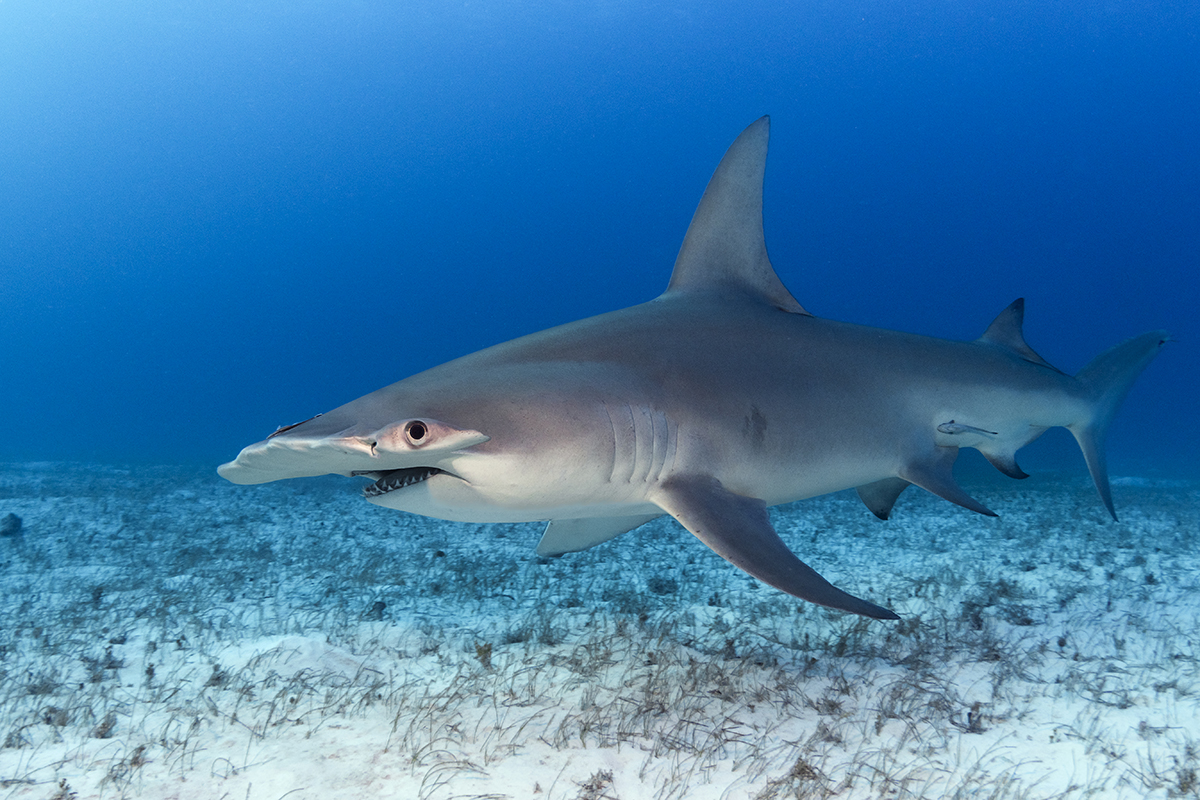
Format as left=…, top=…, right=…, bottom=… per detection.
left=219, top=117, right=1168, bottom=621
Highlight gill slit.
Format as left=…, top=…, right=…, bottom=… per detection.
left=605, top=402, right=677, bottom=486
left=603, top=402, right=619, bottom=484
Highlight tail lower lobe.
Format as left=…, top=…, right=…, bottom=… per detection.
left=1069, top=330, right=1170, bottom=519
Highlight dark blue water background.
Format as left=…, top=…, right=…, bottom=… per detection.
left=1, top=0, right=1196, bottom=477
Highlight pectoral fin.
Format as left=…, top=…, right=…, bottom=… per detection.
left=653, top=475, right=898, bottom=620
left=536, top=514, right=661, bottom=557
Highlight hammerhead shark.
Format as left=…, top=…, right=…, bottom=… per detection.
left=220, top=117, right=1167, bottom=620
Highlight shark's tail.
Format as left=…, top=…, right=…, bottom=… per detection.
left=1070, top=330, right=1170, bottom=519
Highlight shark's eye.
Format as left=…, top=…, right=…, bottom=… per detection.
left=406, top=421, right=429, bottom=444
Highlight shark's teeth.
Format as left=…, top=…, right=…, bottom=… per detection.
left=362, top=468, right=442, bottom=497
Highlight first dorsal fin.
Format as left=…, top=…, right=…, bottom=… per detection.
left=977, top=298, right=1062, bottom=373
left=664, top=116, right=809, bottom=315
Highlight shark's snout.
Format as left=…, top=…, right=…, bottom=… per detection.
left=219, top=416, right=490, bottom=486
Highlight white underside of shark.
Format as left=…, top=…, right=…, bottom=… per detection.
left=219, top=117, right=1168, bottom=620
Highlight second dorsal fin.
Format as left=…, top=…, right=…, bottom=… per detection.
left=977, top=298, right=1062, bottom=372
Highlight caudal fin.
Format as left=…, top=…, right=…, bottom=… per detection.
left=1070, top=330, right=1170, bottom=519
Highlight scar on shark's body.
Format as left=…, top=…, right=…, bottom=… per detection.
left=220, top=117, right=1168, bottom=621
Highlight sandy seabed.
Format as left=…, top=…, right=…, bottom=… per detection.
left=0, top=462, right=1197, bottom=800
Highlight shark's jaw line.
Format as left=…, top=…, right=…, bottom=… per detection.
left=357, top=467, right=447, bottom=498
left=218, top=116, right=1168, bottom=622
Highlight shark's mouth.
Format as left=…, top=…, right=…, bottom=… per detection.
left=358, top=467, right=444, bottom=498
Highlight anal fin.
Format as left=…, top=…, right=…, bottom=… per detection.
left=653, top=475, right=898, bottom=620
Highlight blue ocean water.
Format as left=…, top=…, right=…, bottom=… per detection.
left=0, top=0, right=1195, bottom=475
